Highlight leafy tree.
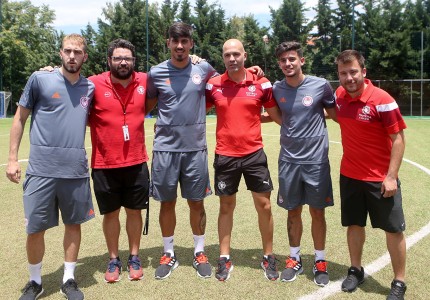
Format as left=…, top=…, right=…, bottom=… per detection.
left=81, top=24, right=106, bottom=76
left=0, top=0, right=59, bottom=104
left=270, top=0, right=312, bottom=46
left=310, top=0, right=338, bottom=79
left=360, top=0, right=413, bottom=79
left=178, top=0, right=193, bottom=25
left=192, top=0, right=226, bottom=71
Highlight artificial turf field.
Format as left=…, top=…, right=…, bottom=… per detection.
left=0, top=116, right=429, bottom=299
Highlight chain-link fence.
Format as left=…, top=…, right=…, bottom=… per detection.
left=329, top=80, right=430, bottom=117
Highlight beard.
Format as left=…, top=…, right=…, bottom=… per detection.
left=62, top=60, right=82, bottom=74
left=111, top=65, right=133, bottom=80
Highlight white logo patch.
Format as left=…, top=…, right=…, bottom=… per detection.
left=246, top=84, right=257, bottom=96
left=218, top=181, right=226, bottom=190
left=137, top=86, right=145, bottom=95
left=302, top=95, right=313, bottom=107
left=278, top=194, right=284, bottom=204
left=192, top=74, right=202, bottom=85
left=362, top=105, right=371, bottom=115
left=80, top=96, right=90, bottom=108
left=104, top=91, right=112, bottom=98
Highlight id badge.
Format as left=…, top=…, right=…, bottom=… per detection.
left=122, top=125, right=130, bottom=141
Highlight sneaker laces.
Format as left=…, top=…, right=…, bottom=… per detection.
left=129, top=257, right=141, bottom=270
left=159, top=254, right=173, bottom=265
left=285, top=257, right=299, bottom=268
left=108, top=259, right=120, bottom=272
left=266, top=256, right=279, bottom=271
left=23, top=281, right=38, bottom=294
left=217, top=258, right=228, bottom=272
left=63, top=279, right=79, bottom=292
left=390, top=282, right=405, bottom=297
left=195, top=253, right=208, bottom=264
left=314, top=261, right=327, bottom=272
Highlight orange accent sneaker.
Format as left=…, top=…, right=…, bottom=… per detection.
left=280, top=256, right=303, bottom=282
left=313, top=260, right=329, bottom=286
left=127, top=255, right=144, bottom=281
left=104, top=258, right=122, bottom=283
left=193, top=252, right=212, bottom=278
left=155, top=252, right=179, bottom=279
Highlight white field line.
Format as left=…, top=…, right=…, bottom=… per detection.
left=299, top=158, right=430, bottom=300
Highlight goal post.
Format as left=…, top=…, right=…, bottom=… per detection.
left=0, top=91, right=12, bottom=118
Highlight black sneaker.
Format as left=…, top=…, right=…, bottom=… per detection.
left=261, top=254, right=279, bottom=281
left=19, top=281, right=44, bottom=300
left=341, top=266, right=365, bottom=292
left=60, top=279, right=84, bottom=300
left=215, top=257, right=233, bottom=281
left=313, top=260, right=330, bottom=287
left=155, top=252, right=179, bottom=280
left=280, top=256, right=303, bottom=282
left=193, top=251, right=212, bottom=278
left=387, top=279, right=407, bottom=300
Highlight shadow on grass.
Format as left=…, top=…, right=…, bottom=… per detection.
left=36, top=247, right=388, bottom=298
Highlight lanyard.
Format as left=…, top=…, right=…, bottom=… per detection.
left=109, top=76, right=135, bottom=125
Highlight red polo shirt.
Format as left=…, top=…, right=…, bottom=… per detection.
left=88, top=71, right=149, bottom=168
left=206, top=70, right=276, bottom=157
left=335, top=79, right=406, bottom=181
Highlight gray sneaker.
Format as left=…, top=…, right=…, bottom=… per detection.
left=215, top=257, right=233, bottom=281
left=193, top=251, right=212, bottom=278
left=19, top=281, right=44, bottom=300
left=60, top=279, right=84, bottom=300
left=280, top=257, right=303, bottom=282
left=155, top=252, right=179, bottom=279
left=313, top=260, right=329, bottom=287
left=387, top=279, right=407, bottom=300
left=261, top=254, right=279, bottom=281
left=341, top=266, right=365, bottom=292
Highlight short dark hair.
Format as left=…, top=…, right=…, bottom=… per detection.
left=168, top=22, right=193, bottom=40
left=275, top=41, right=303, bottom=59
left=336, top=50, right=365, bottom=69
left=107, top=39, right=136, bottom=58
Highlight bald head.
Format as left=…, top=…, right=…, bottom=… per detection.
left=222, top=39, right=247, bottom=77
left=223, top=39, right=245, bottom=53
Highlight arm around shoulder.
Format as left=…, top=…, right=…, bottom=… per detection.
left=264, top=106, right=282, bottom=125
left=146, top=97, right=158, bottom=115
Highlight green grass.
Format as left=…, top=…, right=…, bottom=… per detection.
left=0, top=117, right=429, bottom=299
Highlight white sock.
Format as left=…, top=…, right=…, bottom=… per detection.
left=315, top=249, right=326, bottom=262
left=220, top=254, right=230, bottom=260
left=63, top=261, right=76, bottom=283
left=290, top=246, right=301, bottom=261
left=163, top=236, right=174, bottom=256
left=193, top=234, right=205, bottom=255
left=29, top=262, right=42, bottom=285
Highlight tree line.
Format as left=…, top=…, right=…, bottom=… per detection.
left=1, top=0, right=430, bottom=107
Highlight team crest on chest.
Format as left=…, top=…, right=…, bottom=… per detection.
left=357, top=105, right=372, bottom=122
left=137, top=86, right=145, bottom=94
left=362, top=105, right=371, bottom=115
left=192, top=73, right=202, bottom=84
left=104, top=91, right=112, bottom=98
left=302, top=95, right=313, bottom=107
left=246, top=85, right=257, bottom=96
left=80, top=96, right=90, bottom=108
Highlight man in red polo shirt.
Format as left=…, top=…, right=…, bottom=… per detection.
left=206, top=39, right=282, bottom=281
left=335, top=50, right=407, bottom=299
left=89, top=39, right=149, bottom=283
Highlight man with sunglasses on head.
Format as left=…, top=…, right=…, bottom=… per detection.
left=88, top=39, right=150, bottom=283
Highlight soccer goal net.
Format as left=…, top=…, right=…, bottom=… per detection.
left=0, top=91, right=12, bottom=118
